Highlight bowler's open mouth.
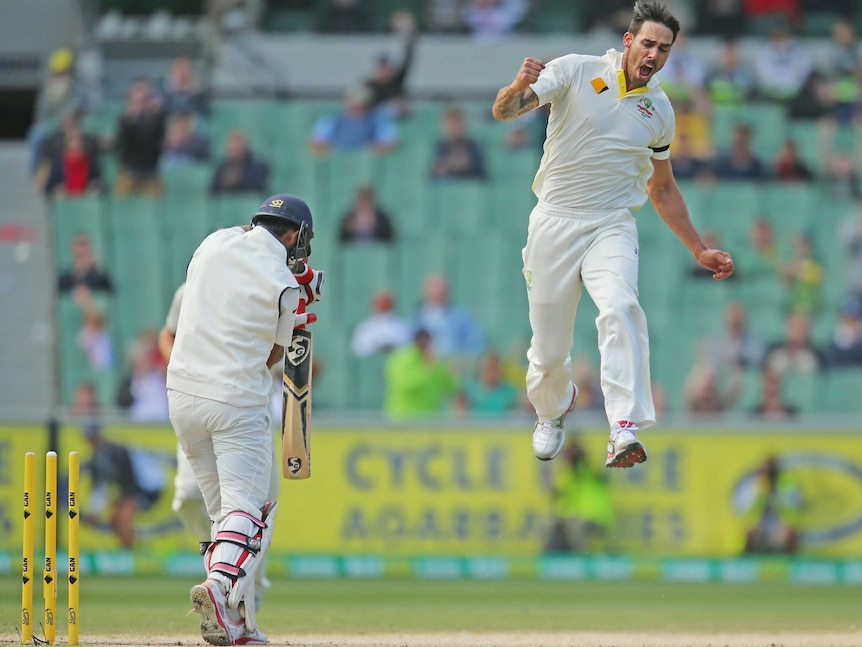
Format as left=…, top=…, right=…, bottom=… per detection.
left=639, top=63, right=655, bottom=80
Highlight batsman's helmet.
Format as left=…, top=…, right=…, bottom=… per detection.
left=251, top=194, right=314, bottom=233
left=252, top=193, right=315, bottom=261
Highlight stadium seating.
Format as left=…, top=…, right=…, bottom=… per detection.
left=338, top=243, right=398, bottom=327
left=515, top=1, right=585, bottom=34
left=375, top=142, right=435, bottom=236
left=429, top=180, right=491, bottom=236
left=209, top=194, right=263, bottom=230
left=760, top=183, right=820, bottom=233
left=105, top=196, right=171, bottom=343
left=350, top=351, right=388, bottom=411
left=822, top=369, right=862, bottom=414
left=52, top=195, right=109, bottom=266
left=161, top=163, right=212, bottom=195
left=56, top=293, right=118, bottom=407
left=49, top=95, right=862, bottom=416
left=159, top=191, right=210, bottom=291
left=711, top=103, right=788, bottom=162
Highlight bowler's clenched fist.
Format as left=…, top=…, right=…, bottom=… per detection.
left=697, top=249, right=735, bottom=280
left=511, top=57, right=545, bottom=93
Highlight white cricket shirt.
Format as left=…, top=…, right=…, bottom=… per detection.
left=530, top=49, right=675, bottom=211
left=167, top=225, right=301, bottom=407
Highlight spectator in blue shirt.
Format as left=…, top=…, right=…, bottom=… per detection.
left=157, top=57, right=209, bottom=117
left=462, top=0, right=528, bottom=44
left=308, top=84, right=399, bottom=155
left=411, top=273, right=484, bottom=361
left=161, top=112, right=210, bottom=168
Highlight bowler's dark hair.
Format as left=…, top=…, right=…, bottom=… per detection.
left=629, top=1, right=681, bottom=43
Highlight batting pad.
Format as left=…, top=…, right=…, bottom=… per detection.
left=205, top=502, right=278, bottom=614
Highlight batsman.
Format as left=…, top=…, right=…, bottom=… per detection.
left=167, top=194, right=323, bottom=646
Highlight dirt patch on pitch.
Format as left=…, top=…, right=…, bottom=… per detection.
left=13, top=632, right=862, bottom=647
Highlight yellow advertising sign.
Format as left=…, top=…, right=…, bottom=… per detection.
left=605, top=433, right=862, bottom=557
left=1, top=424, right=861, bottom=558
left=281, top=429, right=550, bottom=554
left=0, top=425, right=189, bottom=555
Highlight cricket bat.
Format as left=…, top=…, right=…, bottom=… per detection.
left=282, top=324, right=313, bottom=479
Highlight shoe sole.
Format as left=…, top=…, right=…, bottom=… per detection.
left=606, top=442, right=648, bottom=468
left=534, top=422, right=567, bottom=462
left=534, top=385, right=579, bottom=462
left=191, top=585, right=230, bottom=646
left=536, top=438, right=564, bottom=462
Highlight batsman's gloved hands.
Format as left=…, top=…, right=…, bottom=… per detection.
left=294, top=310, right=317, bottom=328
left=291, top=261, right=325, bottom=306
left=293, top=297, right=318, bottom=330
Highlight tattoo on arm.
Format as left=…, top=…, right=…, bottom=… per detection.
left=493, top=87, right=539, bottom=120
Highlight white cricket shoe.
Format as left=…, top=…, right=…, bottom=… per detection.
left=605, top=420, right=648, bottom=468
left=532, top=384, right=579, bottom=461
left=233, top=627, right=268, bottom=646
left=190, top=579, right=248, bottom=646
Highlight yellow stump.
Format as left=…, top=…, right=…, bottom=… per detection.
left=43, top=451, right=57, bottom=645
left=22, top=452, right=35, bottom=645
left=67, top=452, right=80, bottom=646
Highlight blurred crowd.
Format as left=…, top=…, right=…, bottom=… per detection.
left=271, top=1, right=856, bottom=42
left=36, top=2, right=862, bottom=424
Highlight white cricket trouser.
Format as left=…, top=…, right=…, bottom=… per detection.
left=522, top=202, right=656, bottom=429
left=171, top=429, right=281, bottom=534
left=168, top=390, right=273, bottom=526
left=172, top=445, right=211, bottom=540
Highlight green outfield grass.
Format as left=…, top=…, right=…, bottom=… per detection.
left=1, top=575, right=859, bottom=638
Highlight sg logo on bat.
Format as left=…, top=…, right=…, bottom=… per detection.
left=286, top=334, right=310, bottom=366
left=287, top=457, right=303, bottom=474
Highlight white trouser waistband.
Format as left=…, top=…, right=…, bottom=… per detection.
left=535, top=200, right=628, bottom=220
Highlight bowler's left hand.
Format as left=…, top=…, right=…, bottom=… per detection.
left=697, top=249, right=735, bottom=280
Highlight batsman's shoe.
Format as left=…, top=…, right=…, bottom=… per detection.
left=533, top=384, right=579, bottom=461
left=232, top=627, right=268, bottom=646
left=605, top=421, right=648, bottom=468
left=190, top=579, right=245, bottom=646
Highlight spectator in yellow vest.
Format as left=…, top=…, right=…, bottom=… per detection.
left=543, top=439, right=614, bottom=553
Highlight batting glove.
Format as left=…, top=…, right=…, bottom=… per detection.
left=293, top=298, right=318, bottom=329
left=294, top=311, right=318, bottom=328
left=292, top=262, right=325, bottom=306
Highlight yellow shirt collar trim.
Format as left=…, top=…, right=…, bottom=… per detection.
left=617, top=68, right=649, bottom=98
